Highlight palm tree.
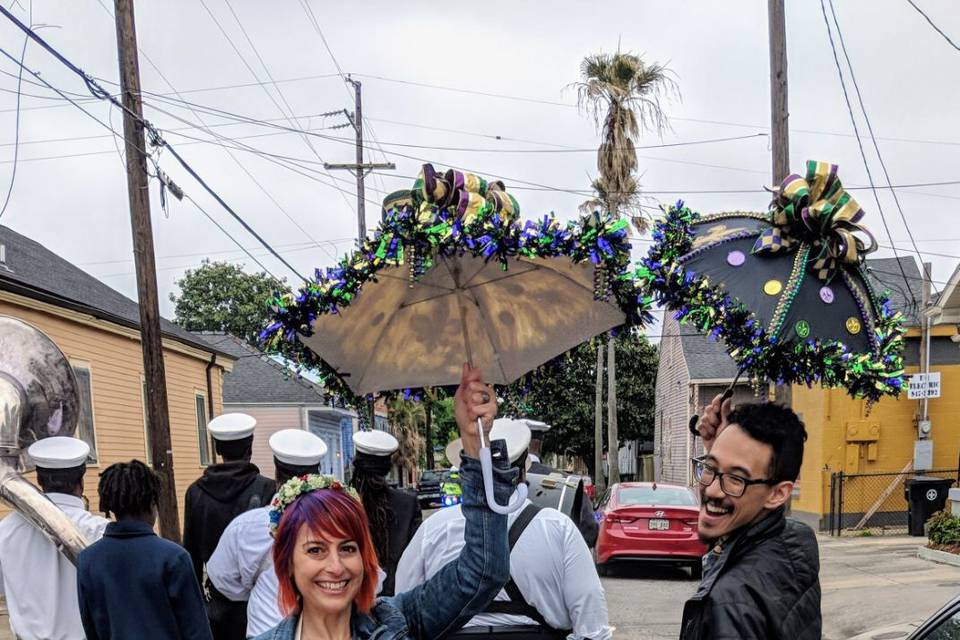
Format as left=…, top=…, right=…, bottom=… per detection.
left=574, top=50, right=677, bottom=233
left=388, top=397, right=426, bottom=484
left=575, top=49, right=677, bottom=487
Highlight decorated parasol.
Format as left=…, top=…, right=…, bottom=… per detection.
left=637, top=160, right=907, bottom=423
left=262, top=164, right=652, bottom=512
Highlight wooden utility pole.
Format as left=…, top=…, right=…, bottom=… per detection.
left=114, top=0, right=180, bottom=542
left=324, top=76, right=395, bottom=243
left=606, top=335, right=620, bottom=485
left=769, top=0, right=793, bottom=409
left=594, top=342, right=605, bottom=493
left=769, top=0, right=790, bottom=184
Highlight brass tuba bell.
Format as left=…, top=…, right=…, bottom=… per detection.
left=0, top=316, right=90, bottom=564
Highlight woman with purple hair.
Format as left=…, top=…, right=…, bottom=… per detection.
left=254, top=365, right=515, bottom=640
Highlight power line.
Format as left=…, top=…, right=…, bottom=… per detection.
left=0, top=6, right=309, bottom=282
left=905, top=0, right=960, bottom=52
left=92, top=0, right=342, bottom=268
left=819, top=0, right=918, bottom=308
left=0, top=4, right=29, bottom=220
left=828, top=0, right=931, bottom=282
left=0, top=111, right=349, bottom=148
left=209, top=0, right=356, bottom=213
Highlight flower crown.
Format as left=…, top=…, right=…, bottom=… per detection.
left=268, top=474, right=361, bottom=536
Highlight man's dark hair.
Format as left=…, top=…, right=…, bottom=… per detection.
left=726, top=403, right=807, bottom=482
left=98, top=460, right=160, bottom=518
left=214, top=436, right=254, bottom=462
left=37, top=465, right=86, bottom=495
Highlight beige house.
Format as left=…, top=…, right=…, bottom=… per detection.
left=0, top=225, right=235, bottom=523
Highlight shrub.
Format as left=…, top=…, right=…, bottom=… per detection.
left=927, top=510, right=960, bottom=547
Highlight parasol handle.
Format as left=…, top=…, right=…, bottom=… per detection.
left=688, top=369, right=742, bottom=437
left=477, top=417, right=527, bottom=514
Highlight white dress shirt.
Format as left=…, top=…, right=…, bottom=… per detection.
left=207, top=506, right=279, bottom=639
left=0, top=493, right=110, bottom=640
left=396, top=499, right=613, bottom=640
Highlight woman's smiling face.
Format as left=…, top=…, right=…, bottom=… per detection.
left=292, top=523, right=365, bottom=616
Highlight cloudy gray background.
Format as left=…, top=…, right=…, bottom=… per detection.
left=1, top=0, right=957, bottom=337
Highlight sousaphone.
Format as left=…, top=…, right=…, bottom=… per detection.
left=0, top=316, right=89, bottom=564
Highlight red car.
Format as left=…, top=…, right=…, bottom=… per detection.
left=595, top=482, right=708, bottom=578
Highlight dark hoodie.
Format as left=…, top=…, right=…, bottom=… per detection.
left=183, top=461, right=276, bottom=583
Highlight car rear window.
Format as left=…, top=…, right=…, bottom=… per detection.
left=618, top=486, right=696, bottom=506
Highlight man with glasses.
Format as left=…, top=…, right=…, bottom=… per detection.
left=680, top=399, right=821, bottom=640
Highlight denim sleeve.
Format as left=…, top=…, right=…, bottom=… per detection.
left=392, top=439, right=515, bottom=639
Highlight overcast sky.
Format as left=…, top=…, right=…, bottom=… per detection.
left=0, top=0, right=958, bottom=339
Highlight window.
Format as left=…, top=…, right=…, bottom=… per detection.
left=618, top=485, right=697, bottom=507
left=195, top=394, right=212, bottom=466
left=926, top=608, right=960, bottom=639
left=71, top=364, right=98, bottom=462
left=141, top=379, right=152, bottom=464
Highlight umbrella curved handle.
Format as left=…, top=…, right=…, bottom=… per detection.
left=689, top=377, right=739, bottom=437
left=479, top=447, right=528, bottom=514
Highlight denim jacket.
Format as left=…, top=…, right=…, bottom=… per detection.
left=254, top=442, right=515, bottom=640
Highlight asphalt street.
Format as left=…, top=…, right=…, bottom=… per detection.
left=601, top=533, right=960, bottom=640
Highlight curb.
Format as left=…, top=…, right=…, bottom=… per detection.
left=918, top=546, right=960, bottom=568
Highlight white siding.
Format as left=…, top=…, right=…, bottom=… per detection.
left=654, top=315, right=691, bottom=484
left=222, top=404, right=306, bottom=479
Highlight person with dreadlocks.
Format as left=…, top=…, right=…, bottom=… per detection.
left=349, top=429, right=421, bottom=597
left=77, top=460, right=213, bottom=640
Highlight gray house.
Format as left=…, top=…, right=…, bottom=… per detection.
left=196, top=332, right=356, bottom=481
left=654, top=256, right=923, bottom=486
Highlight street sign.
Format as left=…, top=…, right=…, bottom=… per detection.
left=908, top=372, right=942, bottom=399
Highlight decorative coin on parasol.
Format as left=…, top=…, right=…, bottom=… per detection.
left=261, top=164, right=652, bottom=512
left=636, top=160, right=907, bottom=430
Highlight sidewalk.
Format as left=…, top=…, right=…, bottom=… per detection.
left=819, top=534, right=960, bottom=639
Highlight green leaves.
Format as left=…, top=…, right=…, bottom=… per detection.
left=170, top=259, right=289, bottom=346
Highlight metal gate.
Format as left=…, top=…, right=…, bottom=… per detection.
left=828, top=468, right=959, bottom=536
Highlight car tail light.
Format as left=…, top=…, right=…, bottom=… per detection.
left=606, top=514, right=637, bottom=524
left=682, top=518, right=698, bottom=526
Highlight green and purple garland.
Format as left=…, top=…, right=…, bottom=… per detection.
left=635, top=202, right=906, bottom=403
left=260, top=164, right=654, bottom=407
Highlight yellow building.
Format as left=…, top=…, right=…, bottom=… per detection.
left=0, top=225, right=235, bottom=529
left=792, top=260, right=960, bottom=531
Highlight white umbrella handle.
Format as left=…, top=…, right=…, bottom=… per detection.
left=477, top=418, right=527, bottom=514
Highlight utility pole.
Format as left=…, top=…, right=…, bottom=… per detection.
left=114, top=0, right=180, bottom=542
left=606, top=335, right=620, bottom=485
left=919, top=262, right=933, bottom=424
left=324, top=76, right=395, bottom=243
left=594, top=342, right=605, bottom=494
left=769, top=0, right=790, bottom=184
left=769, top=0, right=793, bottom=410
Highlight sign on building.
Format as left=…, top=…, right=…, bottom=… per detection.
left=908, top=372, right=942, bottom=400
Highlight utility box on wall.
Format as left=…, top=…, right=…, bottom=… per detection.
left=844, top=420, right=881, bottom=472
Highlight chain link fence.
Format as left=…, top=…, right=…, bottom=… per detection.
left=828, top=468, right=959, bottom=536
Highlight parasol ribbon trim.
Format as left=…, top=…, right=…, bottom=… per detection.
left=753, top=160, right=877, bottom=283
left=766, top=244, right=811, bottom=340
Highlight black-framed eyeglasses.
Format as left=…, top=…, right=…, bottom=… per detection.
left=691, top=457, right=777, bottom=498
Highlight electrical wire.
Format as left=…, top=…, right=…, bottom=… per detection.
left=0, top=6, right=310, bottom=282
left=905, top=0, right=960, bottom=52
left=203, top=0, right=355, bottom=213
left=91, top=0, right=344, bottom=267
left=827, top=0, right=932, bottom=282
left=819, top=0, right=918, bottom=309
left=0, top=1, right=28, bottom=220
